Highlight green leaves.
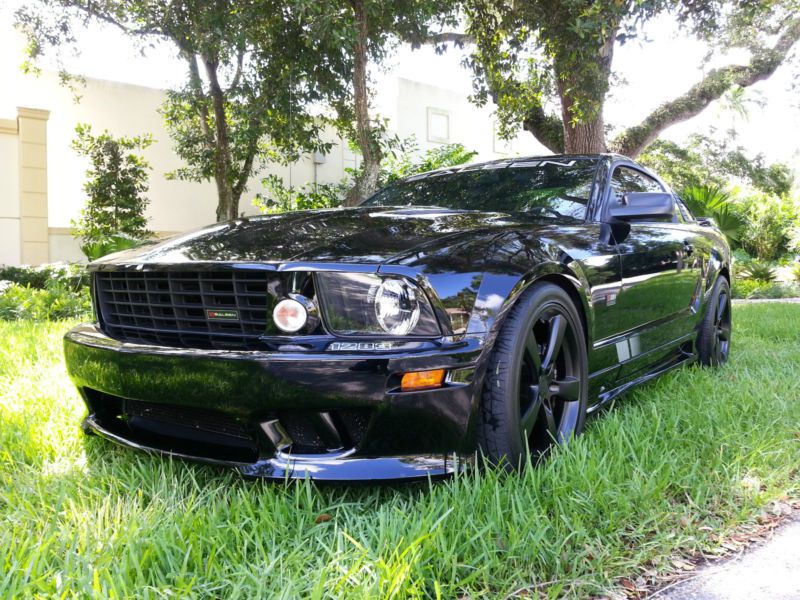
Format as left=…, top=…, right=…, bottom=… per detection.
left=79, top=233, right=146, bottom=262
left=680, top=184, right=745, bottom=243
left=738, top=260, right=777, bottom=283
left=639, top=134, right=795, bottom=197
left=70, top=124, right=153, bottom=259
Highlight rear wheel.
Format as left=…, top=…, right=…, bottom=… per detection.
left=477, top=282, right=588, bottom=469
left=697, top=276, right=731, bottom=367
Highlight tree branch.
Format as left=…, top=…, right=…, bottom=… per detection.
left=413, top=31, right=475, bottom=49
left=611, top=18, right=800, bottom=158
left=229, top=47, right=245, bottom=91
left=233, top=125, right=259, bottom=202
left=74, top=2, right=160, bottom=37
left=522, top=105, right=565, bottom=153
left=429, top=31, right=475, bottom=45
left=182, top=51, right=215, bottom=151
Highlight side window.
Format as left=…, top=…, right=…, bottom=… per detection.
left=610, top=166, right=663, bottom=204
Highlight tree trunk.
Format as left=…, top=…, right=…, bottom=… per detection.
left=556, top=77, right=608, bottom=154
left=561, top=114, right=607, bottom=154
left=203, top=56, right=239, bottom=221
left=214, top=177, right=236, bottom=222
left=554, top=36, right=614, bottom=154
left=348, top=159, right=380, bottom=205
left=345, top=0, right=382, bottom=206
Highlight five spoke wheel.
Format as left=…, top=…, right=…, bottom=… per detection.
left=478, top=282, right=588, bottom=469
left=520, top=309, right=583, bottom=455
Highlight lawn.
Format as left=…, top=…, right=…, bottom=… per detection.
left=1, top=304, right=798, bottom=599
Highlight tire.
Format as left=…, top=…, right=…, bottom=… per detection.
left=697, top=276, right=732, bottom=367
left=477, top=282, right=588, bottom=470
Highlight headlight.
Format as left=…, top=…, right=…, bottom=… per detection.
left=372, top=278, right=421, bottom=335
left=315, top=272, right=440, bottom=336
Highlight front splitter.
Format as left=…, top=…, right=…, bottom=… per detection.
left=82, top=415, right=468, bottom=482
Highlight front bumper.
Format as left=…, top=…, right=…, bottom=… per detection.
left=64, top=323, right=484, bottom=481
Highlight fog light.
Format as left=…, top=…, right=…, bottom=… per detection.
left=273, top=298, right=308, bottom=333
left=400, top=369, right=446, bottom=392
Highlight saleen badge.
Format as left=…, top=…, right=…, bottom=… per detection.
left=206, top=309, right=239, bottom=320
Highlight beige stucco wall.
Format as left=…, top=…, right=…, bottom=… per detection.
left=0, top=72, right=361, bottom=265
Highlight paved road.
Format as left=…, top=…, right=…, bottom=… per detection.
left=650, top=515, right=800, bottom=599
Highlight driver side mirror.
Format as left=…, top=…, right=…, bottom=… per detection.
left=608, top=192, right=675, bottom=222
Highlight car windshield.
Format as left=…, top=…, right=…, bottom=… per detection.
left=361, top=157, right=598, bottom=220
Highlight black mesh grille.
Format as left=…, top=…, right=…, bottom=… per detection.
left=95, top=270, right=275, bottom=350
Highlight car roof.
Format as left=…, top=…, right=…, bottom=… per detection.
left=406, top=153, right=629, bottom=181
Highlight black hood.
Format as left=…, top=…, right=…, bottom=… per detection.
left=92, top=207, right=572, bottom=267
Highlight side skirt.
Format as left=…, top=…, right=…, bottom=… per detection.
left=587, top=347, right=697, bottom=415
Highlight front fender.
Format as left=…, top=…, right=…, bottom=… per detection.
left=469, top=261, right=591, bottom=344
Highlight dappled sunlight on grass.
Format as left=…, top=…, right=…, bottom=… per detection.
left=0, top=306, right=798, bottom=598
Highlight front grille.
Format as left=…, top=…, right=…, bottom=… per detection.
left=95, top=270, right=277, bottom=350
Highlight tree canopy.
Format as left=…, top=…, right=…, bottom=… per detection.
left=16, top=0, right=334, bottom=221
left=292, top=0, right=455, bottom=204
left=15, top=0, right=800, bottom=223
left=446, top=0, right=800, bottom=156
left=638, top=132, right=795, bottom=196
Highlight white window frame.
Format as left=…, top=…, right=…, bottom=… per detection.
left=426, top=107, right=450, bottom=143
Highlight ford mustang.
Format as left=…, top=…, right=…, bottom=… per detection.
left=64, top=154, right=732, bottom=481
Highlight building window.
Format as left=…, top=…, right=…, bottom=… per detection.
left=427, top=108, right=450, bottom=143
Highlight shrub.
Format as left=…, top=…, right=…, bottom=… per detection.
left=0, top=282, right=91, bottom=320
left=80, top=233, right=146, bottom=262
left=0, top=263, right=88, bottom=291
left=731, top=248, right=753, bottom=266
left=735, top=192, right=798, bottom=261
left=638, top=134, right=794, bottom=196
left=791, top=262, right=800, bottom=283
left=380, top=142, right=478, bottom=185
left=732, top=279, right=800, bottom=300
left=750, top=283, right=800, bottom=299
left=71, top=123, right=154, bottom=259
left=0, top=263, right=91, bottom=321
left=254, top=176, right=345, bottom=214
left=732, top=279, right=768, bottom=299
left=738, top=260, right=777, bottom=282
left=680, top=185, right=745, bottom=243
left=788, top=224, right=800, bottom=256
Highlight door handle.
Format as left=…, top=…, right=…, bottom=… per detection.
left=683, top=240, right=694, bottom=256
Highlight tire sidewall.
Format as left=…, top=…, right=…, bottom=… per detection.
left=698, top=275, right=731, bottom=366
left=480, top=282, right=589, bottom=463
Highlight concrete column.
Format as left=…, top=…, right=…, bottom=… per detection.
left=17, top=107, right=50, bottom=265
left=0, top=117, right=21, bottom=265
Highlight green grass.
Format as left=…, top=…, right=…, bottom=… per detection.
left=1, top=305, right=799, bottom=598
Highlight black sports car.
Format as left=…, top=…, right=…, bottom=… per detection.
left=64, top=154, right=732, bottom=481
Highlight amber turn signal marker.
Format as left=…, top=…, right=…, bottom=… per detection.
left=400, top=369, right=446, bottom=392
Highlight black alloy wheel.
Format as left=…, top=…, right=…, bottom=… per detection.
left=478, top=282, right=588, bottom=469
left=698, top=276, right=732, bottom=367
